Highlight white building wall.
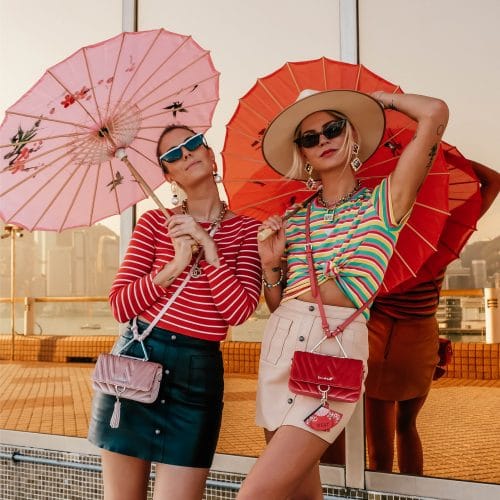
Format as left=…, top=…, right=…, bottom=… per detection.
left=358, top=0, right=499, bottom=243
left=136, top=0, right=343, bottom=215
left=0, top=0, right=123, bottom=116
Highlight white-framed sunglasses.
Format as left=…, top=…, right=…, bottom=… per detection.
left=159, top=133, right=207, bottom=163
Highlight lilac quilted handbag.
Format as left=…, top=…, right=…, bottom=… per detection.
left=92, top=251, right=205, bottom=428
left=92, top=353, right=162, bottom=428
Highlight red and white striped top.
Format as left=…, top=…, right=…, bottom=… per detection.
left=109, top=209, right=262, bottom=341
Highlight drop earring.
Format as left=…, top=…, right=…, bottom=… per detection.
left=350, top=143, right=362, bottom=172
left=212, top=161, right=222, bottom=183
left=171, top=181, right=179, bottom=205
left=304, top=162, right=316, bottom=190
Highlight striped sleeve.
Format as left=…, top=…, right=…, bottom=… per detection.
left=109, top=211, right=168, bottom=322
left=372, top=176, right=412, bottom=230
left=200, top=217, right=262, bottom=325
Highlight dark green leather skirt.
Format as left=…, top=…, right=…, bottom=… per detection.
left=88, top=320, right=224, bottom=468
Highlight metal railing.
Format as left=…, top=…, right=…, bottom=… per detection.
left=0, top=296, right=108, bottom=336
left=441, top=288, right=484, bottom=297
left=0, top=296, right=109, bottom=360
left=0, top=451, right=343, bottom=498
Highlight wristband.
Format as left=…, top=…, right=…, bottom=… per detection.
left=262, top=266, right=284, bottom=288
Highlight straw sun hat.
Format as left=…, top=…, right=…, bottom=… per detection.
left=261, top=89, right=385, bottom=180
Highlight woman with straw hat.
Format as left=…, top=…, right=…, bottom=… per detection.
left=237, top=89, right=449, bottom=499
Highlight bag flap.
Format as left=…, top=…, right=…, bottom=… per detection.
left=290, top=350, right=363, bottom=390
left=92, top=354, right=161, bottom=391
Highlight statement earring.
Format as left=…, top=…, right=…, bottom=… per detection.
left=304, top=162, right=316, bottom=190
left=171, top=181, right=179, bottom=205
left=350, top=143, right=362, bottom=172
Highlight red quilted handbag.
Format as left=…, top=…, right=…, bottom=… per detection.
left=289, top=350, right=363, bottom=402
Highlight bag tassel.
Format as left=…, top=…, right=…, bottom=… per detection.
left=110, top=397, right=121, bottom=428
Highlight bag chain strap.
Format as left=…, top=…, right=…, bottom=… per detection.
left=305, top=203, right=373, bottom=354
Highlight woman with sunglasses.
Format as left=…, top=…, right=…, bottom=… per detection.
left=88, top=124, right=262, bottom=500
left=237, top=89, right=449, bottom=499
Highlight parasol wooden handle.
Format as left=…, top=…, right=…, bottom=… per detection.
left=257, top=191, right=321, bottom=242
left=115, top=148, right=200, bottom=253
left=115, top=149, right=171, bottom=221
left=257, top=227, right=275, bottom=241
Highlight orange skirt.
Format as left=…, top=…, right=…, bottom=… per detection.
left=365, top=309, right=439, bottom=401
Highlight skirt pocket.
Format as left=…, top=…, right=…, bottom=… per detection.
left=260, top=314, right=293, bottom=365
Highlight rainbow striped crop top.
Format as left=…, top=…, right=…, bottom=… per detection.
left=281, top=178, right=409, bottom=319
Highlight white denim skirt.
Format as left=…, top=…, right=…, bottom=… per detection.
left=255, top=299, right=368, bottom=443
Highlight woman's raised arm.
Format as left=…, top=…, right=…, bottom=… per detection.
left=373, top=92, right=449, bottom=222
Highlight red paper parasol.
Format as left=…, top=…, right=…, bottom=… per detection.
left=384, top=145, right=481, bottom=294
left=0, top=29, right=219, bottom=231
left=222, top=57, right=450, bottom=292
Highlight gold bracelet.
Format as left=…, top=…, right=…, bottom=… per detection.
left=262, top=266, right=284, bottom=288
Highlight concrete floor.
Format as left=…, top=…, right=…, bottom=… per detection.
left=0, top=361, right=499, bottom=484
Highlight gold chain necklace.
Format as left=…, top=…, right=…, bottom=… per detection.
left=317, top=180, right=361, bottom=222
left=181, top=199, right=228, bottom=227
left=181, top=200, right=228, bottom=277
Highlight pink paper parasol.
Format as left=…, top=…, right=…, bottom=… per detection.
left=0, top=29, right=219, bottom=231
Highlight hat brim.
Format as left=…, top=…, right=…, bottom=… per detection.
left=262, top=90, right=385, bottom=180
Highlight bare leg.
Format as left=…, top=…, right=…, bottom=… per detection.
left=365, top=397, right=396, bottom=472
left=265, top=428, right=324, bottom=499
left=287, top=463, right=323, bottom=500
left=153, top=464, right=209, bottom=500
left=396, top=395, right=428, bottom=475
left=238, top=426, right=329, bottom=500
left=101, top=450, right=150, bottom=500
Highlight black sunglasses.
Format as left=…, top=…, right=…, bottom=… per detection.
left=294, top=119, right=347, bottom=149
left=159, top=133, right=207, bottom=163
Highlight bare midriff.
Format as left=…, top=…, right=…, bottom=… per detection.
left=295, top=278, right=355, bottom=309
